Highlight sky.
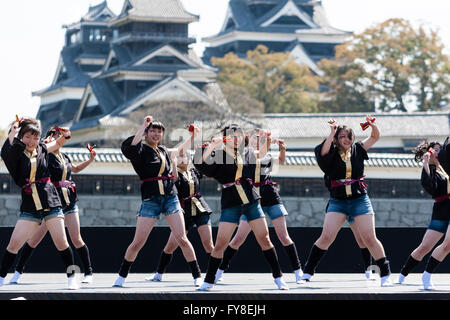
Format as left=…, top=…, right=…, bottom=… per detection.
left=0, top=0, right=449, bottom=130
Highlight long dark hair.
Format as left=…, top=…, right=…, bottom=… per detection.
left=412, top=141, right=441, bottom=163
left=16, top=118, right=41, bottom=140
left=333, top=125, right=355, bottom=149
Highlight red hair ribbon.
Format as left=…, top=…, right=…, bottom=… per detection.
left=360, top=118, right=376, bottom=131
left=87, top=144, right=96, bottom=152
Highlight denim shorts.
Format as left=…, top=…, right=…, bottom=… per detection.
left=19, top=207, right=64, bottom=223
left=220, top=201, right=265, bottom=224
left=326, top=194, right=374, bottom=224
left=241, top=203, right=288, bottom=222
left=185, top=214, right=211, bottom=231
left=63, top=202, right=79, bottom=215
left=428, top=219, right=450, bottom=233
left=138, top=194, right=182, bottom=219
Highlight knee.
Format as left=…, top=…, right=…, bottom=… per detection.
left=230, top=234, right=246, bottom=248
left=54, top=240, right=70, bottom=251
left=361, top=234, right=378, bottom=248
left=256, top=234, right=272, bottom=249
left=416, top=243, right=433, bottom=255
left=441, top=240, right=450, bottom=254
left=129, top=240, right=145, bottom=253
left=6, top=240, right=21, bottom=254
left=202, top=239, right=214, bottom=253
left=174, top=234, right=190, bottom=248
left=319, top=232, right=335, bottom=246
left=71, top=237, right=85, bottom=249
left=277, top=233, right=292, bottom=246
left=164, top=242, right=178, bottom=254
left=212, top=239, right=228, bottom=254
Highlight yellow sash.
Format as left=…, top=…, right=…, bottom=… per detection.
left=180, top=169, right=206, bottom=216
left=54, top=153, right=70, bottom=206
left=339, top=148, right=352, bottom=197
left=255, top=158, right=261, bottom=195
left=144, top=142, right=166, bottom=195
left=24, top=149, right=43, bottom=211
left=224, top=146, right=249, bottom=205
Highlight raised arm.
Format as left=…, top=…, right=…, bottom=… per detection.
left=46, top=128, right=71, bottom=153
left=201, top=137, right=223, bottom=163
left=177, top=125, right=200, bottom=156
left=320, top=122, right=338, bottom=156
left=422, top=151, right=431, bottom=176
left=132, top=116, right=153, bottom=146
left=8, top=121, right=19, bottom=145
left=362, top=115, right=380, bottom=151
left=72, top=149, right=97, bottom=173
left=169, top=150, right=179, bottom=181
left=277, top=139, right=286, bottom=165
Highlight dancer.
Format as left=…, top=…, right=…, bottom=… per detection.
left=397, top=142, right=447, bottom=284
left=9, top=127, right=97, bottom=284
left=194, top=124, right=288, bottom=291
left=113, top=116, right=202, bottom=287
left=300, top=115, right=393, bottom=286
left=215, top=129, right=303, bottom=284
left=0, top=118, right=77, bottom=289
left=418, top=140, right=450, bottom=290
left=148, top=149, right=214, bottom=283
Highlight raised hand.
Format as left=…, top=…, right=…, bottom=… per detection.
left=143, top=116, right=153, bottom=127
left=89, top=149, right=97, bottom=161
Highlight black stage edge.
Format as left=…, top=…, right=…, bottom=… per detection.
left=0, top=227, right=449, bottom=274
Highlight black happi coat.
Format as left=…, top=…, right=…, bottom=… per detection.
left=121, top=136, right=176, bottom=200
left=48, top=152, right=78, bottom=207
left=175, top=168, right=212, bottom=218
left=1, top=138, right=61, bottom=212
left=421, top=165, right=450, bottom=221
left=253, top=154, right=282, bottom=207
left=315, top=140, right=368, bottom=200
left=438, top=136, right=450, bottom=176
left=194, top=145, right=260, bottom=210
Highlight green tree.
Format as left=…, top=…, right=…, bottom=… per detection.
left=319, top=18, right=450, bottom=112
left=212, top=45, right=320, bottom=113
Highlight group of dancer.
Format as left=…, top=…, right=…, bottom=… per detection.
left=0, top=114, right=449, bottom=291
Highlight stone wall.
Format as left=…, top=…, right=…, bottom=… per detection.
left=0, top=195, right=434, bottom=228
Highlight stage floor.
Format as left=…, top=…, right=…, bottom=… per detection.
left=1, top=273, right=450, bottom=300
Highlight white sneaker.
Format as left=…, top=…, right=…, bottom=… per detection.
left=113, top=276, right=126, bottom=287
left=295, top=269, right=305, bottom=284
left=422, top=272, right=435, bottom=290
left=9, top=271, right=22, bottom=284
left=0, top=277, right=4, bottom=287
left=215, top=269, right=224, bottom=283
left=397, top=273, right=406, bottom=284
left=300, top=273, right=312, bottom=282
left=81, top=274, right=93, bottom=284
left=194, top=277, right=203, bottom=287
left=365, top=271, right=377, bottom=281
left=380, top=275, right=393, bottom=287
left=274, top=277, right=289, bottom=290
left=197, top=281, right=214, bottom=291
left=146, top=272, right=162, bottom=282
left=68, top=275, right=79, bottom=290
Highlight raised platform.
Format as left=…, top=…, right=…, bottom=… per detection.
left=1, top=273, right=450, bottom=300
